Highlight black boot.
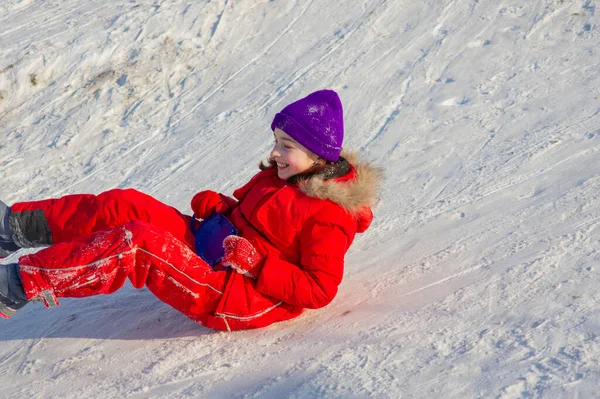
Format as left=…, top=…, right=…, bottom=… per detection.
left=0, top=263, right=28, bottom=318
left=0, top=200, right=19, bottom=258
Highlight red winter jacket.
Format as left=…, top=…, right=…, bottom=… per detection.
left=203, top=152, right=381, bottom=331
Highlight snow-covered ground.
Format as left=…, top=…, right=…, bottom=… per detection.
left=1, top=0, right=599, bottom=397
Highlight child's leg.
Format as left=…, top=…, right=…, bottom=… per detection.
left=1, top=200, right=19, bottom=257
left=17, top=221, right=226, bottom=324
left=8, top=188, right=194, bottom=249
left=0, top=263, right=28, bottom=318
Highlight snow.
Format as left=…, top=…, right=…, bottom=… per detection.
left=1, top=0, right=600, bottom=397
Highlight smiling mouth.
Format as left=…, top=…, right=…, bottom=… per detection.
left=276, top=162, right=289, bottom=170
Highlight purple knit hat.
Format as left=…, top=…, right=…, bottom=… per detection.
left=271, top=89, right=344, bottom=162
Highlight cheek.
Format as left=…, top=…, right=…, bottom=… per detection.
left=288, top=153, right=302, bottom=166
left=291, top=154, right=313, bottom=171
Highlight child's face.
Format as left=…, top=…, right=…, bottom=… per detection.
left=271, top=128, right=320, bottom=180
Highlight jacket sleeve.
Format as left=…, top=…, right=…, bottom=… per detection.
left=232, top=170, right=275, bottom=202
left=255, top=215, right=349, bottom=309
left=218, top=194, right=238, bottom=216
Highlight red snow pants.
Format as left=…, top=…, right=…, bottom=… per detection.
left=13, top=189, right=228, bottom=326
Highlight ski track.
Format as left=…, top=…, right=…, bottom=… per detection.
left=172, top=0, right=316, bottom=129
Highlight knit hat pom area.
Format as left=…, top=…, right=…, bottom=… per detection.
left=271, top=89, right=344, bottom=162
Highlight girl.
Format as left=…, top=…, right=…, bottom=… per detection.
left=0, top=89, right=382, bottom=331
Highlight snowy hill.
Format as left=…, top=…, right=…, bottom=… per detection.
left=1, top=0, right=599, bottom=397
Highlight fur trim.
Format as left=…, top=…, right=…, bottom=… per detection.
left=298, top=151, right=383, bottom=214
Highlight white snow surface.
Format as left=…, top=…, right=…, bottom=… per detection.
left=1, top=0, right=600, bottom=397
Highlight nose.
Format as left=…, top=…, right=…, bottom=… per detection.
left=271, top=146, right=281, bottom=158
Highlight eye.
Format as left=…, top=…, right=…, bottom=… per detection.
left=284, top=144, right=293, bottom=149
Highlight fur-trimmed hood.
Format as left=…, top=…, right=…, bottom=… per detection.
left=297, top=151, right=383, bottom=215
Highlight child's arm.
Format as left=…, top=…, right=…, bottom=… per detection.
left=191, top=170, right=274, bottom=220
left=191, top=190, right=238, bottom=219
left=255, top=212, right=350, bottom=309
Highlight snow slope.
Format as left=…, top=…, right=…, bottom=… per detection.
left=1, top=0, right=599, bottom=397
